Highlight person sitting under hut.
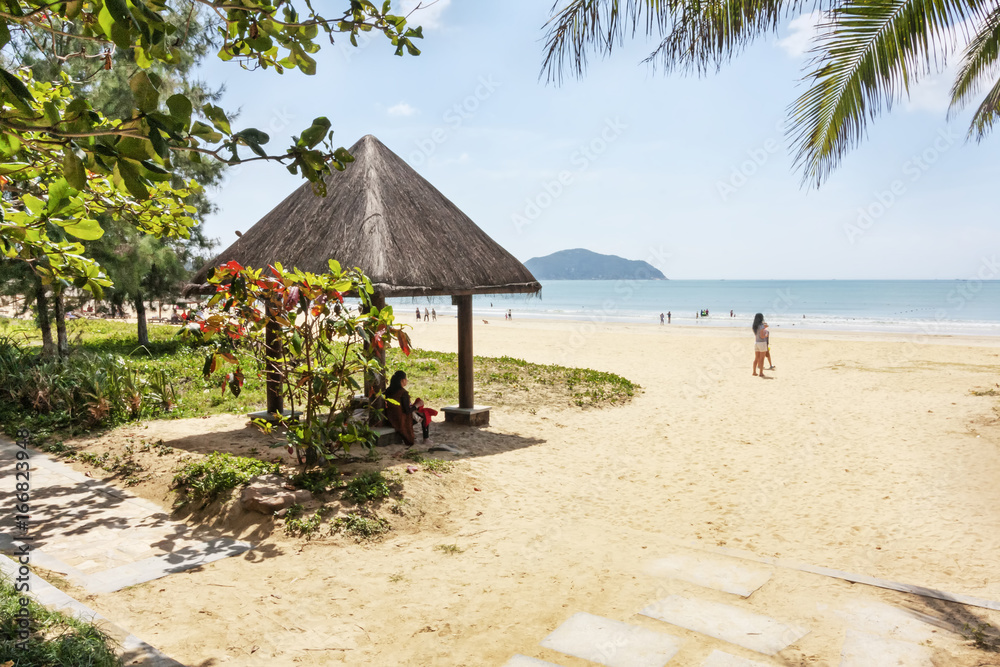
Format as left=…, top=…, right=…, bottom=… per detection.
left=385, top=370, right=436, bottom=447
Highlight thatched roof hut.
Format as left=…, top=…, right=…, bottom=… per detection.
left=188, top=134, right=540, bottom=425
left=190, top=134, right=539, bottom=298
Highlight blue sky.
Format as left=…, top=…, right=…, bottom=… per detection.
left=199, top=1, right=999, bottom=280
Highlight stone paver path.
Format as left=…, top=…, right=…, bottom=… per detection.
left=506, top=546, right=996, bottom=666
left=0, top=437, right=251, bottom=665
left=0, top=438, right=249, bottom=594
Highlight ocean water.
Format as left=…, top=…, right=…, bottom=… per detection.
left=389, top=280, right=1000, bottom=336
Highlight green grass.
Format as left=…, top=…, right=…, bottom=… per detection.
left=403, top=452, right=454, bottom=473
left=343, top=470, right=392, bottom=504
left=282, top=504, right=324, bottom=537
left=0, top=573, right=121, bottom=666
left=434, top=543, right=464, bottom=555
left=0, top=319, right=639, bottom=446
left=333, top=512, right=390, bottom=540
left=172, top=452, right=280, bottom=500
left=289, top=466, right=343, bottom=494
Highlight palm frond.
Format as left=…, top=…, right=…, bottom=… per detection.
left=789, top=0, right=983, bottom=187
left=644, top=0, right=802, bottom=75
left=541, top=0, right=671, bottom=83
left=949, top=5, right=1000, bottom=137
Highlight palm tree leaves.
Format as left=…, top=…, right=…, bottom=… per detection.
left=790, top=0, right=982, bottom=186
left=543, top=0, right=1000, bottom=187
left=950, top=4, right=1000, bottom=137
left=541, top=0, right=671, bottom=83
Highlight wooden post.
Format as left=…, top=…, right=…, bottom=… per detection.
left=265, top=316, right=283, bottom=415
left=456, top=294, right=474, bottom=409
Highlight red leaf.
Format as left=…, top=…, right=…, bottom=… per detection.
left=224, top=260, right=243, bottom=273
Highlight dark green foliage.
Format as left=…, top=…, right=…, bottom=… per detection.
left=290, top=467, right=343, bottom=495
left=343, top=470, right=391, bottom=504
left=333, top=512, right=390, bottom=540
left=172, top=452, right=279, bottom=500
left=0, top=574, right=121, bottom=667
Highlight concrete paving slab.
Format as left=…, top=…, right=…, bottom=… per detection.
left=702, top=649, right=776, bottom=666
left=839, top=629, right=933, bottom=666
left=834, top=600, right=953, bottom=644
left=1, top=556, right=183, bottom=666
left=503, top=655, right=566, bottom=666
left=540, top=612, right=684, bottom=667
left=646, top=552, right=772, bottom=597
left=641, top=595, right=808, bottom=655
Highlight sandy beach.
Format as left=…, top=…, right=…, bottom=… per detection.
left=47, top=316, right=1000, bottom=665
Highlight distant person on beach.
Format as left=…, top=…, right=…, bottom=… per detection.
left=415, top=307, right=421, bottom=321
left=667, top=311, right=671, bottom=324
left=385, top=370, right=435, bottom=447
left=431, top=308, right=437, bottom=321
left=508, top=309, right=512, bottom=320
left=660, top=313, right=664, bottom=325
left=752, top=313, right=769, bottom=378
left=764, top=321, right=775, bottom=370
left=424, top=307, right=429, bottom=322
left=730, top=310, right=734, bottom=318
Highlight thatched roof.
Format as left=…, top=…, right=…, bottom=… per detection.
left=188, top=135, right=540, bottom=298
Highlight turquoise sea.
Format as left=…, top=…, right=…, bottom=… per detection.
left=390, top=280, right=1000, bottom=336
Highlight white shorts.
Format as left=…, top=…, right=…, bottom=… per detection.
left=755, top=341, right=768, bottom=352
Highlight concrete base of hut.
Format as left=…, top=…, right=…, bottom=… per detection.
left=373, top=426, right=403, bottom=447
left=441, top=406, right=491, bottom=426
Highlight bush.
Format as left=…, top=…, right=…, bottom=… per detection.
left=289, top=467, right=342, bottom=494
left=0, top=574, right=121, bottom=666
left=172, top=452, right=279, bottom=500
left=343, top=470, right=391, bottom=504
left=333, top=512, right=390, bottom=540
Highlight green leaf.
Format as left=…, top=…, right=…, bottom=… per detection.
left=63, top=149, right=86, bottom=189
left=129, top=71, right=159, bottom=113
left=113, top=160, right=150, bottom=199
left=202, top=104, right=232, bottom=135
left=0, top=68, right=35, bottom=110
left=328, top=259, right=341, bottom=274
left=234, top=128, right=270, bottom=157
left=166, top=93, right=193, bottom=127
left=104, top=0, right=133, bottom=26
left=22, top=194, right=44, bottom=215
left=0, top=20, right=9, bottom=50
left=297, top=117, right=331, bottom=148
left=61, top=218, right=104, bottom=240
left=134, top=45, right=153, bottom=69
left=190, top=121, right=223, bottom=143
left=47, top=178, right=74, bottom=214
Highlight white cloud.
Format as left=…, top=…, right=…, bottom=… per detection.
left=903, top=21, right=973, bottom=114
left=399, top=0, right=451, bottom=29
left=388, top=102, right=418, bottom=117
left=778, top=11, right=823, bottom=59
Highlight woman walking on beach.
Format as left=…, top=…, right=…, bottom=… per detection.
left=752, top=313, right=769, bottom=378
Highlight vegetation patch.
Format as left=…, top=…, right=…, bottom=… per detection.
left=282, top=504, right=324, bottom=538
left=333, top=512, right=390, bottom=541
left=403, top=453, right=454, bottom=473
left=343, top=470, right=392, bottom=504
left=435, top=543, right=464, bottom=555
left=387, top=349, right=639, bottom=409
left=172, top=452, right=279, bottom=500
left=0, top=573, right=121, bottom=667
left=289, top=467, right=343, bottom=495
left=0, top=320, right=639, bottom=449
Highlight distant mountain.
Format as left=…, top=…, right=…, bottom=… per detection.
left=524, top=249, right=667, bottom=280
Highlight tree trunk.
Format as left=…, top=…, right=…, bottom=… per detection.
left=135, top=291, right=149, bottom=347
left=35, top=282, right=55, bottom=357
left=53, top=290, right=68, bottom=357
